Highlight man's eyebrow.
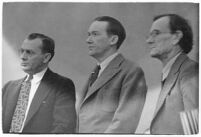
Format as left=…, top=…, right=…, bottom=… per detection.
left=151, top=29, right=160, bottom=33
left=149, top=29, right=160, bottom=34
left=88, top=31, right=100, bottom=35
left=92, top=30, right=99, bottom=32
left=20, top=48, right=34, bottom=52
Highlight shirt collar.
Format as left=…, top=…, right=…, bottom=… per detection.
left=162, top=52, right=181, bottom=81
left=98, top=52, right=119, bottom=71
left=26, top=68, right=48, bottom=83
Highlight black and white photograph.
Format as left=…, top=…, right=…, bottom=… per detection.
left=1, top=0, right=199, bottom=135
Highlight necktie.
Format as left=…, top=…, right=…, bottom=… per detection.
left=161, top=74, right=166, bottom=89
left=10, top=75, right=33, bottom=133
left=162, top=79, right=166, bottom=87
left=89, top=65, right=101, bottom=86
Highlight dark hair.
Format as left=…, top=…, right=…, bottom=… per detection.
left=94, top=16, right=126, bottom=49
left=27, top=33, right=55, bottom=61
left=154, top=14, right=193, bottom=54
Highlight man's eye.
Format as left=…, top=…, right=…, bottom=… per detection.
left=150, top=31, right=161, bottom=37
left=27, top=51, right=34, bottom=55
left=92, top=32, right=99, bottom=36
left=154, top=31, right=160, bottom=35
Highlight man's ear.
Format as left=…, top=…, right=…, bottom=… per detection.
left=43, top=53, right=51, bottom=63
left=110, top=35, right=119, bottom=45
left=172, top=30, right=183, bottom=45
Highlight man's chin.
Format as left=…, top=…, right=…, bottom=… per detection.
left=21, top=67, right=31, bottom=73
left=149, top=49, right=159, bottom=57
left=150, top=52, right=159, bottom=58
left=88, top=52, right=96, bottom=57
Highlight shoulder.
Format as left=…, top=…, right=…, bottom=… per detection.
left=120, top=55, right=144, bottom=74
left=180, top=57, right=198, bottom=76
left=43, top=70, right=75, bottom=97
left=47, top=69, right=75, bottom=87
left=2, top=78, right=24, bottom=94
left=3, top=78, right=24, bottom=88
left=178, top=57, right=198, bottom=84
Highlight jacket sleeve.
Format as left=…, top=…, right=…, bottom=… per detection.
left=2, top=81, right=12, bottom=133
left=104, top=67, right=147, bottom=133
left=180, top=63, right=198, bottom=110
left=51, top=78, right=77, bottom=133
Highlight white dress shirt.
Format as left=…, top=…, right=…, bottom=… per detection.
left=143, top=52, right=182, bottom=134
left=97, top=52, right=119, bottom=77
left=20, top=68, right=47, bottom=132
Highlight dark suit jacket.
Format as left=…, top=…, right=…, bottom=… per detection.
left=77, top=54, right=147, bottom=133
left=150, top=53, right=199, bottom=134
left=2, top=69, right=76, bottom=134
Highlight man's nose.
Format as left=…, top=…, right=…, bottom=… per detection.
left=146, top=36, right=154, bottom=44
left=86, top=36, right=93, bottom=44
left=20, top=52, right=28, bottom=60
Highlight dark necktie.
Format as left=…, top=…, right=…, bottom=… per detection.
left=162, top=79, right=166, bottom=87
left=89, top=65, right=101, bottom=87
left=161, top=74, right=166, bottom=89
left=10, top=75, right=33, bottom=133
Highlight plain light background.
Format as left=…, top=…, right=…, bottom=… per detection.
left=2, top=2, right=199, bottom=133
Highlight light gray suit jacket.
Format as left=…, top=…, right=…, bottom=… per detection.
left=150, top=53, right=199, bottom=134
left=77, top=54, right=147, bottom=133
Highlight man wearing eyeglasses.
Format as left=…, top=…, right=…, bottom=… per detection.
left=2, top=33, right=76, bottom=133
left=146, top=14, right=198, bottom=134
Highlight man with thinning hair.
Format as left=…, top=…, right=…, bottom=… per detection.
left=2, top=33, right=76, bottom=133
left=146, top=14, right=198, bottom=134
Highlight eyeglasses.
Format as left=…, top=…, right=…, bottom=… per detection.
left=147, top=30, right=172, bottom=39
left=19, top=48, right=35, bottom=57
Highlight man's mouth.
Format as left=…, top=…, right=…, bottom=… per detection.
left=21, top=63, right=28, bottom=66
left=88, top=46, right=95, bottom=50
left=150, top=46, right=156, bottom=49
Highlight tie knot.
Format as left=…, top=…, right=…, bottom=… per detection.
left=95, top=65, right=101, bottom=72
left=92, top=65, right=101, bottom=76
left=89, top=65, right=101, bottom=87
left=27, top=75, right=33, bottom=82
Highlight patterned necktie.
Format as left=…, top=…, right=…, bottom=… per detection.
left=89, top=65, right=101, bottom=87
left=10, top=75, right=33, bottom=133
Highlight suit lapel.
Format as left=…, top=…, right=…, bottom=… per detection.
left=153, top=71, right=179, bottom=119
left=77, top=76, right=90, bottom=111
left=24, top=69, right=53, bottom=127
left=153, top=53, right=188, bottom=119
left=4, top=78, right=25, bottom=128
left=81, top=54, right=124, bottom=106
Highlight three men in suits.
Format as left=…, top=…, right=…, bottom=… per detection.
left=146, top=14, right=198, bottom=134
left=2, top=33, right=76, bottom=133
left=77, top=16, right=147, bottom=133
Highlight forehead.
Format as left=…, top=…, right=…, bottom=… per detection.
left=150, top=16, right=170, bottom=32
left=21, top=38, right=43, bottom=50
left=88, top=21, right=108, bottom=32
